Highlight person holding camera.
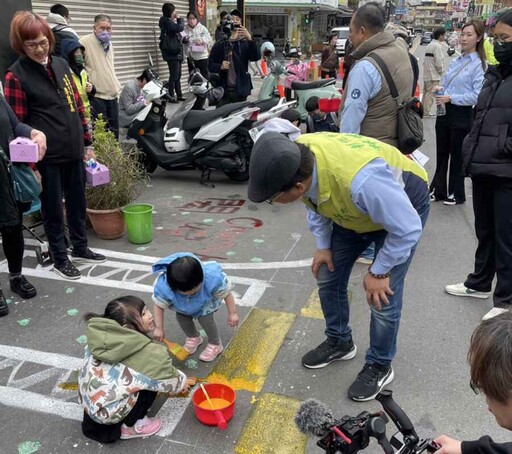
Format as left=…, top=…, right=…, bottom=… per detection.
left=208, top=9, right=260, bottom=105
left=159, top=3, right=185, bottom=103
left=435, top=312, right=512, bottom=454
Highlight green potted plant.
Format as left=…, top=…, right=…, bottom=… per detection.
left=85, top=116, right=148, bottom=239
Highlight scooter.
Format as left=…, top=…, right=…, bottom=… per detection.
left=258, top=59, right=342, bottom=120
left=283, top=39, right=302, bottom=59
left=128, top=69, right=260, bottom=184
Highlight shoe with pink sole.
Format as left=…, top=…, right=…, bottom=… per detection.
left=120, top=416, right=162, bottom=440
left=199, top=343, right=223, bottom=362
left=183, top=336, right=203, bottom=354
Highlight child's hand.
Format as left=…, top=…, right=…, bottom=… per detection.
left=153, top=327, right=165, bottom=341
left=227, top=313, right=239, bottom=327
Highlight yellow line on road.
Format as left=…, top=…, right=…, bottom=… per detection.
left=301, top=289, right=352, bottom=320
left=208, top=308, right=296, bottom=392
left=234, top=393, right=308, bottom=454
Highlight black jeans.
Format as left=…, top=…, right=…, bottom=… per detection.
left=37, top=160, right=88, bottom=267
left=1, top=205, right=24, bottom=274
left=431, top=105, right=472, bottom=203
left=90, top=97, right=119, bottom=139
left=465, top=176, right=512, bottom=307
left=167, top=60, right=183, bottom=98
left=187, top=57, right=209, bottom=80
left=82, top=390, right=157, bottom=443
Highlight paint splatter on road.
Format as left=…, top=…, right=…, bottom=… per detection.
left=226, top=251, right=236, bottom=257
left=253, top=239, right=265, bottom=244
left=181, top=212, right=190, bottom=216
left=17, top=319, right=31, bottom=327
left=172, top=195, right=183, bottom=199
left=251, top=257, right=263, bottom=263
left=185, top=359, right=198, bottom=369
left=136, top=246, right=148, bottom=252
left=155, top=226, right=164, bottom=230
left=6, top=298, right=12, bottom=305
left=76, top=335, right=87, bottom=345
left=17, top=440, right=41, bottom=454
left=67, top=309, right=79, bottom=316
left=65, top=287, right=74, bottom=294
left=203, top=219, right=214, bottom=224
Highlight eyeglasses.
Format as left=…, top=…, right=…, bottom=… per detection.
left=470, top=379, right=480, bottom=395
left=266, top=191, right=283, bottom=205
left=24, top=38, right=50, bottom=51
left=495, top=36, right=512, bottom=45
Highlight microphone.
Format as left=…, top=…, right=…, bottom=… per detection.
left=295, top=398, right=336, bottom=437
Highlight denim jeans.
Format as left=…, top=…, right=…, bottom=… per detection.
left=316, top=196, right=430, bottom=366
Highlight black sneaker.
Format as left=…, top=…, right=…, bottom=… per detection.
left=302, top=338, right=357, bottom=369
left=10, top=275, right=37, bottom=299
left=0, top=289, right=9, bottom=317
left=176, top=96, right=186, bottom=101
left=71, top=248, right=106, bottom=264
left=347, top=363, right=394, bottom=402
left=54, top=260, right=82, bottom=280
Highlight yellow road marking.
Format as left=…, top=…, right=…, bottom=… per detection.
left=208, top=308, right=296, bottom=392
left=301, top=289, right=352, bottom=319
left=234, top=393, right=308, bottom=454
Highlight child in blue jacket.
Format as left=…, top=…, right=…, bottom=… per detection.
left=152, top=252, right=239, bottom=362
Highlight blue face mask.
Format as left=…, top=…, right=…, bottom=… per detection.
left=97, top=31, right=111, bottom=44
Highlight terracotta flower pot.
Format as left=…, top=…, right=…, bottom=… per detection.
left=86, top=208, right=125, bottom=240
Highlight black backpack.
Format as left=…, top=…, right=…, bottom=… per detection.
left=159, top=29, right=181, bottom=60
left=369, top=52, right=424, bottom=155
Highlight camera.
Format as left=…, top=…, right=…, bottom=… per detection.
left=295, top=390, right=440, bottom=454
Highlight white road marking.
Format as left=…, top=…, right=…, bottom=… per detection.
left=0, top=344, right=187, bottom=437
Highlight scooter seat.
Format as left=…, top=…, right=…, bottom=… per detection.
left=250, top=97, right=280, bottom=112
left=183, top=101, right=251, bottom=131
left=291, top=79, right=337, bottom=91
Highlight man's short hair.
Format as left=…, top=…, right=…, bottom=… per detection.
left=305, top=96, right=320, bottom=113
left=469, top=312, right=512, bottom=404
left=162, top=3, right=175, bottom=18
left=50, top=3, right=69, bottom=18
left=353, top=2, right=386, bottom=34
left=94, top=14, right=112, bottom=24
left=220, top=10, right=228, bottom=19
left=433, top=27, right=446, bottom=40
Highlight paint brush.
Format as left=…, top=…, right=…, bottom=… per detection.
left=200, top=383, right=215, bottom=410
left=162, top=338, right=189, bottom=362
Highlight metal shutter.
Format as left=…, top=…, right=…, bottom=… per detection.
left=32, top=0, right=190, bottom=88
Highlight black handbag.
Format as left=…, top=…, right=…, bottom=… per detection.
left=0, top=146, right=41, bottom=204
left=369, top=53, right=424, bottom=155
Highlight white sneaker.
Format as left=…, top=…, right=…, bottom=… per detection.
left=445, top=283, right=491, bottom=299
left=482, top=307, right=509, bottom=321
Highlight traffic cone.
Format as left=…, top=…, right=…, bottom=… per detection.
left=277, top=84, right=285, bottom=98
left=309, top=59, right=316, bottom=69
left=414, top=83, right=420, bottom=99
left=261, top=60, right=268, bottom=76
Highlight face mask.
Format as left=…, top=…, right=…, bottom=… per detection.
left=74, top=55, right=84, bottom=66
left=494, top=41, right=512, bottom=65
left=97, top=31, right=111, bottom=44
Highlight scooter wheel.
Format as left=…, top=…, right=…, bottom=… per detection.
left=140, top=154, right=158, bottom=173
left=225, top=169, right=249, bottom=182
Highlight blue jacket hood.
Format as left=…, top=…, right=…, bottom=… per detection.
left=152, top=252, right=204, bottom=275
left=60, top=37, right=84, bottom=62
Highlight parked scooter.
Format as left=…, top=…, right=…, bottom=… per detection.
left=258, top=43, right=342, bottom=120
left=128, top=68, right=259, bottom=184
left=283, top=39, right=302, bottom=59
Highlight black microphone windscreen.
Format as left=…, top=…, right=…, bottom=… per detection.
left=295, top=399, right=335, bottom=437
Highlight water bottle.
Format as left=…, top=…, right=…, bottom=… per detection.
left=436, top=88, right=446, bottom=117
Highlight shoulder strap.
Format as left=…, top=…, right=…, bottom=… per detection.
left=53, top=24, right=69, bottom=32
left=444, top=58, right=472, bottom=91
left=368, top=52, right=399, bottom=99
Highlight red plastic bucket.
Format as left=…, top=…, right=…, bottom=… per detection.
left=192, top=383, right=236, bottom=430
left=318, top=97, right=342, bottom=113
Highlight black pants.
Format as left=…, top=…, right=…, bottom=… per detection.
left=90, top=97, right=119, bottom=139
left=465, top=177, right=512, bottom=307
left=82, top=390, right=157, bottom=443
left=187, top=57, right=209, bottom=80
left=167, top=60, right=183, bottom=98
left=1, top=206, right=24, bottom=274
left=37, top=160, right=88, bottom=267
left=431, top=105, right=472, bottom=203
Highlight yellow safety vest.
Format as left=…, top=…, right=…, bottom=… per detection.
left=72, top=69, right=91, bottom=121
left=296, top=133, right=428, bottom=233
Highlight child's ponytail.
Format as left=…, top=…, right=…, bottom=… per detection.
left=83, top=295, right=147, bottom=334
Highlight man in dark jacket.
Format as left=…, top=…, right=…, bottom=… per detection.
left=159, top=3, right=185, bottom=102
left=208, top=9, right=260, bottom=105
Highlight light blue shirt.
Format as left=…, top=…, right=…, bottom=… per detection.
left=306, top=159, right=423, bottom=275
left=340, top=60, right=382, bottom=134
left=442, top=52, right=485, bottom=106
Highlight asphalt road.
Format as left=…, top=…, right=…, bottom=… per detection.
left=0, top=44, right=503, bottom=454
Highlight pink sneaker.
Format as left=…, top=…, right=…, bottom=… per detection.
left=120, top=416, right=162, bottom=440
left=183, top=336, right=203, bottom=354
left=199, top=343, right=224, bottom=362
